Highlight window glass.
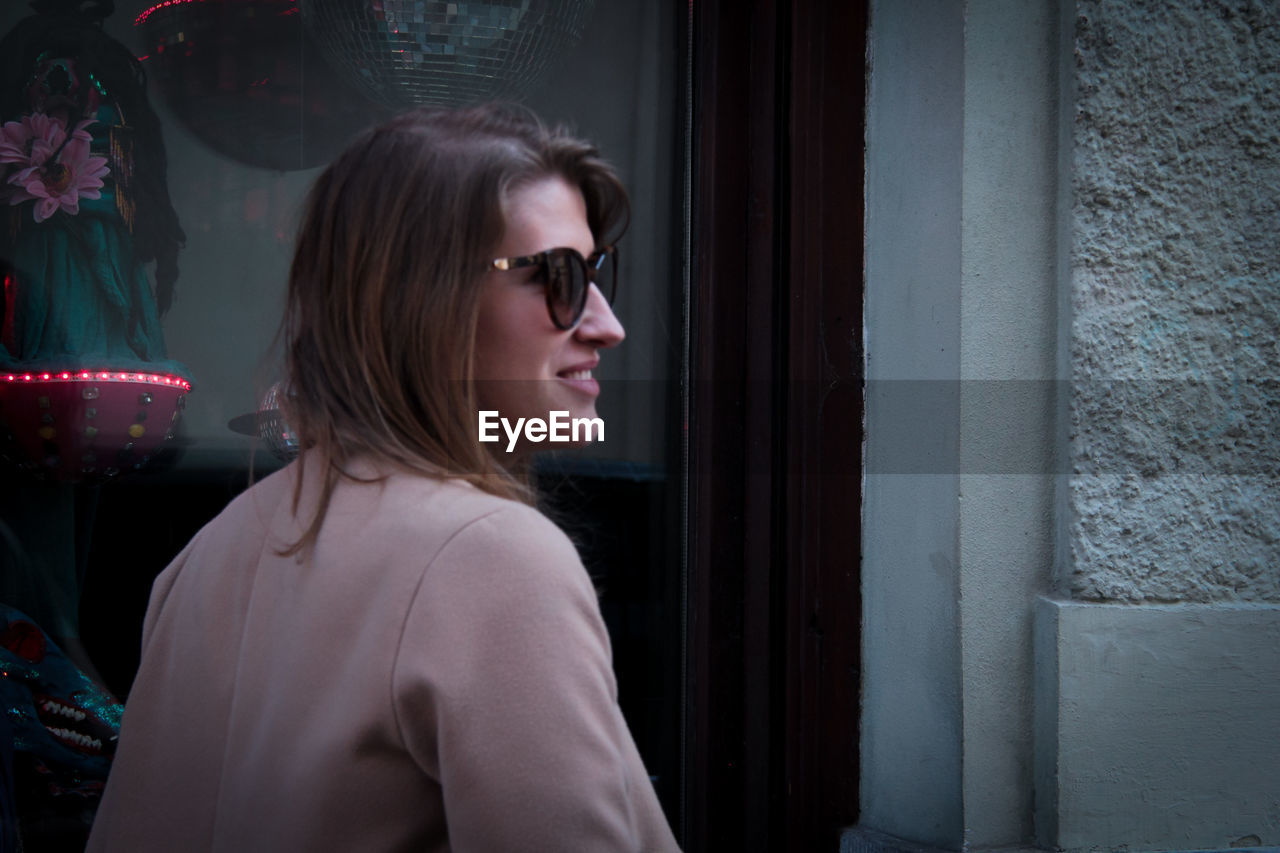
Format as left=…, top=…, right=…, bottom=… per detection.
left=0, top=0, right=684, bottom=845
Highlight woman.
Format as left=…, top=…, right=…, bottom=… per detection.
left=86, top=105, right=680, bottom=852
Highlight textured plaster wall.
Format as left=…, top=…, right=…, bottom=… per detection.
left=1070, top=0, right=1280, bottom=602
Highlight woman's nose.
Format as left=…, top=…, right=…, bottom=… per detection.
left=574, top=282, right=626, bottom=347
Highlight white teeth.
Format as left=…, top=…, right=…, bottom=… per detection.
left=47, top=726, right=102, bottom=751
left=40, top=700, right=101, bottom=751
left=40, top=699, right=85, bottom=721
left=562, top=369, right=592, bottom=380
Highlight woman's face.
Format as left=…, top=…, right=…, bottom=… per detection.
left=473, top=174, right=625, bottom=454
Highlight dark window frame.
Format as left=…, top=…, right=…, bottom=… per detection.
left=685, top=1, right=866, bottom=849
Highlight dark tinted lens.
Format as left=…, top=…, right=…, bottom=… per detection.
left=546, top=249, right=588, bottom=329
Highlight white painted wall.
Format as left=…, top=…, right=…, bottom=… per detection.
left=865, top=0, right=1064, bottom=835
left=958, top=1, right=1063, bottom=843
left=1037, top=599, right=1280, bottom=849
left=863, top=0, right=1061, bottom=847
left=862, top=0, right=966, bottom=844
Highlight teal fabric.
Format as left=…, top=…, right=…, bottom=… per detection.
left=1, top=192, right=188, bottom=378
left=1, top=106, right=189, bottom=379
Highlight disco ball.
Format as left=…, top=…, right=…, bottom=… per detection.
left=256, top=381, right=300, bottom=462
left=302, top=0, right=595, bottom=109
left=226, top=381, right=299, bottom=461
left=136, top=0, right=388, bottom=171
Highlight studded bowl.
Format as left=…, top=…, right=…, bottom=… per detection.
left=302, top=0, right=594, bottom=109
left=0, top=369, right=192, bottom=484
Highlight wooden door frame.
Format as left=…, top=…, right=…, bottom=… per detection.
left=685, top=0, right=866, bottom=849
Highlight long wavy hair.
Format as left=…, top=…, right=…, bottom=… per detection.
left=280, top=103, right=629, bottom=554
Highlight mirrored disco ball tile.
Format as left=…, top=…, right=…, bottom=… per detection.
left=304, top=0, right=593, bottom=108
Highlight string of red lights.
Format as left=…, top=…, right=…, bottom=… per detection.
left=134, top=0, right=297, bottom=28
left=2, top=372, right=193, bottom=391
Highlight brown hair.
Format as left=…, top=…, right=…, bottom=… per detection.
left=279, top=103, right=629, bottom=555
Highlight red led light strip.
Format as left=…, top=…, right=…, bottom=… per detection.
left=2, top=371, right=192, bottom=392
left=135, top=0, right=297, bottom=27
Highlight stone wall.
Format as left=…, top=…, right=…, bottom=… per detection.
left=1070, top=0, right=1280, bottom=602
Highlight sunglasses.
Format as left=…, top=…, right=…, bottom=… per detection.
left=491, top=245, right=619, bottom=330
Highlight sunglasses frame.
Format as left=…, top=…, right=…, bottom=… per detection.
left=491, top=245, right=619, bottom=330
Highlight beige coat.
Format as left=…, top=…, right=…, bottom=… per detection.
left=87, top=460, right=679, bottom=852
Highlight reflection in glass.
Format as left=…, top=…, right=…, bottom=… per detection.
left=305, top=0, right=594, bottom=109
left=0, top=0, right=685, bottom=846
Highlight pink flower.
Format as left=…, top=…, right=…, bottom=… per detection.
left=2, top=114, right=105, bottom=222
left=0, top=113, right=88, bottom=164
left=0, top=121, right=31, bottom=165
